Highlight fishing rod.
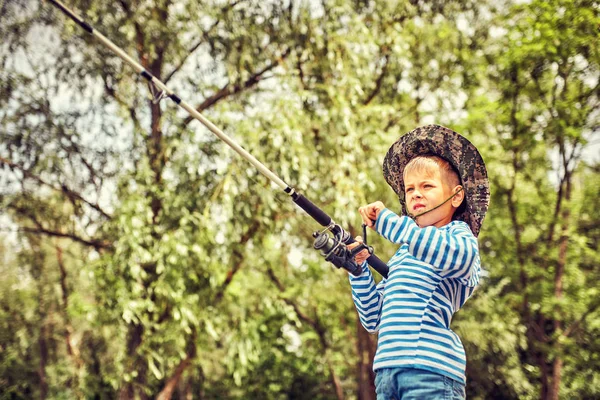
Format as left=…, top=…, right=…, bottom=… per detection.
left=46, top=0, right=389, bottom=278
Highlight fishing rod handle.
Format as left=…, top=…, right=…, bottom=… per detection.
left=367, top=254, right=388, bottom=278
left=292, top=192, right=389, bottom=278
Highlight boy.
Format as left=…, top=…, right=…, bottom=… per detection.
left=348, top=125, right=490, bottom=400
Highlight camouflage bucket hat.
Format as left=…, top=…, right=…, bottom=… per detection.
left=382, top=124, right=490, bottom=237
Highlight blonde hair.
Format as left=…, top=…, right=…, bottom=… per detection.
left=403, top=155, right=460, bottom=190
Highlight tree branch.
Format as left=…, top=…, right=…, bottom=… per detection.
left=181, top=47, right=291, bottom=128
left=103, top=77, right=142, bottom=134
left=363, top=50, right=390, bottom=106
left=155, top=355, right=193, bottom=400
left=266, top=267, right=320, bottom=332
left=213, top=220, right=261, bottom=304
left=163, top=38, right=205, bottom=85
left=0, top=156, right=112, bottom=219
left=563, top=298, right=600, bottom=338
left=21, top=226, right=113, bottom=251
left=164, top=0, right=249, bottom=84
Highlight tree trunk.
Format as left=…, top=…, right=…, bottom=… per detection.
left=157, top=332, right=197, bottom=400
left=356, top=319, right=377, bottom=400
left=329, top=362, right=345, bottom=400
left=119, top=22, right=166, bottom=399
left=156, top=355, right=193, bottom=400
left=37, top=255, right=49, bottom=400
left=548, top=171, right=571, bottom=400
left=120, top=322, right=147, bottom=400
left=38, top=325, right=49, bottom=400
left=56, top=246, right=82, bottom=368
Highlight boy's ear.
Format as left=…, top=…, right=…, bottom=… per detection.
left=451, top=185, right=465, bottom=208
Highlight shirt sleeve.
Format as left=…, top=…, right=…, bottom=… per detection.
left=348, top=262, right=386, bottom=333
left=375, top=208, right=480, bottom=287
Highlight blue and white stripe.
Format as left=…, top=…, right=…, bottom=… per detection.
left=349, top=208, right=481, bottom=385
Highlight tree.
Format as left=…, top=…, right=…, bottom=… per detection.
left=456, top=0, right=600, bottom=398
left=1, top=0, right=598, bottom=399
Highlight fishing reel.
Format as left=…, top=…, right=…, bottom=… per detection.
left=312, top=224, right=373, bottom=276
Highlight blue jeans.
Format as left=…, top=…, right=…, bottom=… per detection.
left=375, top=368, right=466, bottom=400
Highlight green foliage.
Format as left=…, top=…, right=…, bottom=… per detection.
left=0, top=0, right=598, bottom=399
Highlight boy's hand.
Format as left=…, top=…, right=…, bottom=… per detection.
left=358, top=201, right=386, bottom=228
left=347, top=236, right=370, bottom=266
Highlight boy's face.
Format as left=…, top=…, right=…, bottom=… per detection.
left=404, top=166, right=462, bottom=229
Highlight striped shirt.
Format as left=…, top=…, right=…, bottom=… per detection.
left=349, top=208, right=481, bottom=385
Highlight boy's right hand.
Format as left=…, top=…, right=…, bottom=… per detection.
left=347, top=236, right=370, bottom=266
left=358, top=201, right=386, bottom=229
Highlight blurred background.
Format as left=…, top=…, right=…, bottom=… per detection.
left=0, top=0, right=598, bottom=399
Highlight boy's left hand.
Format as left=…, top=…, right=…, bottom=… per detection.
left=358, top=201, right=386, bottom=228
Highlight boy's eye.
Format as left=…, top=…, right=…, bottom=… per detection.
left=406, top=188, right=414, bottom=193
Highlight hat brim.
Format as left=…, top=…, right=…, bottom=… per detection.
left=382, top=124, right=490, bottom=237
